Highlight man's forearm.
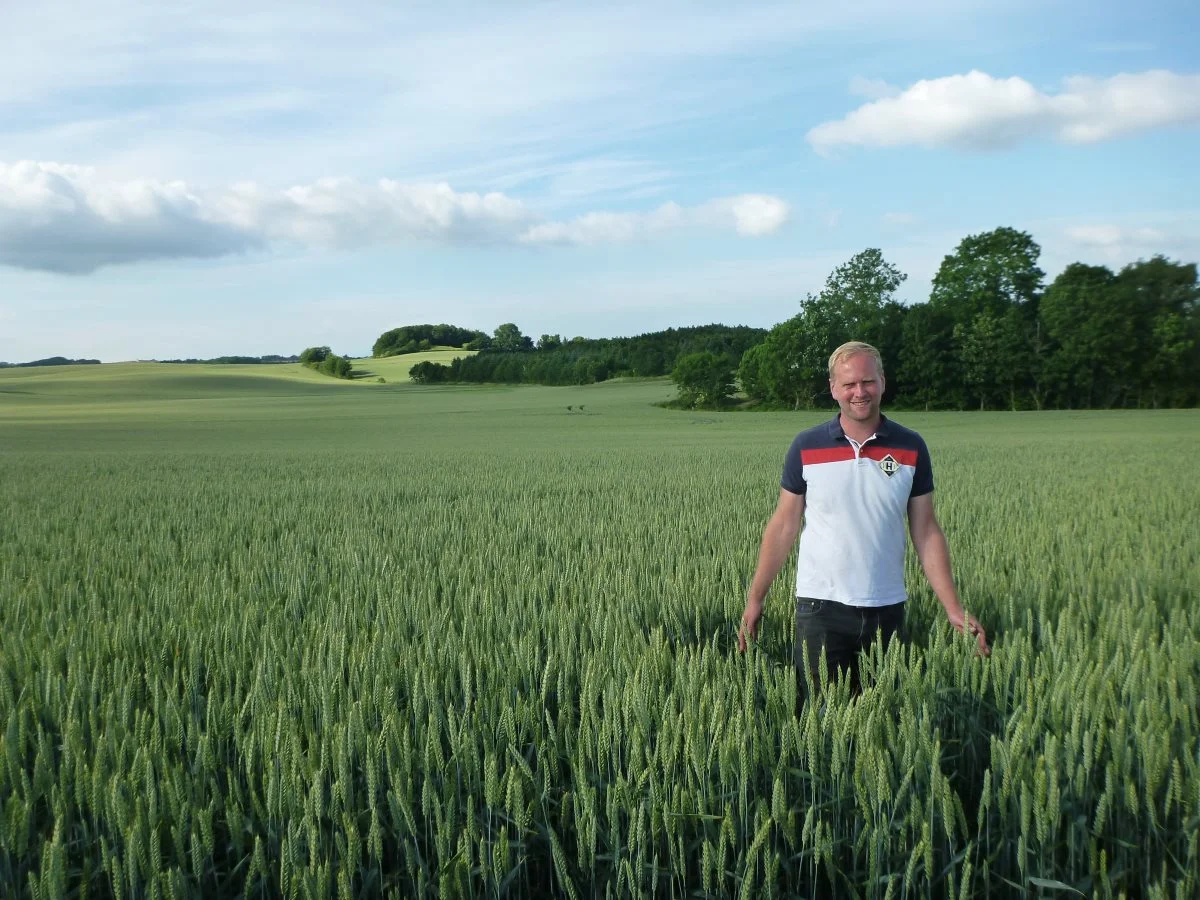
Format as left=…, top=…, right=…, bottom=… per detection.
left=917, top=527, right=967, bottom=620
left=747, top=519, right=798, bottom=606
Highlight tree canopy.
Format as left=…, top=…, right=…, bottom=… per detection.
left=373, top=324, right=487, bottom=357
left=671, top=351, right=737, bottom=408
left=736, top=234, right=1197, bottom=410
left=300, top=346, right=354, bottom=380
left=299, top=346, right=331, bottom=365
left=491, top=323, right=534, bottom=353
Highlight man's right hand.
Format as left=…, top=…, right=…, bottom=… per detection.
left=738, top=600, right=763, bottom=652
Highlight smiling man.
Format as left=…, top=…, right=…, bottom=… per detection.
left=738, top=341, right=989, bottom=708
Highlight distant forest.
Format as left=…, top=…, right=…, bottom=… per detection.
left=0, top=357, right=100, bottom=368
left=406, top=324, right=768, bottom=386
left=402, top=226, right=1199, bottom=410
left=156, top=355, right=300, bottom=364
left=1, top=354, right=300, bottom=369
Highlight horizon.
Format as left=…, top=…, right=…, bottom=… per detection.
left=0, top=319, right=769, bottom=365
left=2, top=0, right=1198, bottom=362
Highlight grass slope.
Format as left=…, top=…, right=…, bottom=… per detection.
left=349, top=348, right=475, bottom=381
left=0, top=349, right=476, bottom=413
left=0, top=359, right=676, bottom=443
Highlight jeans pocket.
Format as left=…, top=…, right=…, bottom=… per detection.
left=796, top=598, right=825, bottom=617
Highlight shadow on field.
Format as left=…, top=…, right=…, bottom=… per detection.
left=928, top=681, right=1005, bottom=828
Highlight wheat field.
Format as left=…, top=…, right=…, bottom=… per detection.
left=1, top=368, right=1197, bottom=898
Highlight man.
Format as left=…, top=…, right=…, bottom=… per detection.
left=738, top=341, right=988, bottom=706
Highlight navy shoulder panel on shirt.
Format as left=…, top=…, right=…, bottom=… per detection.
left=876, top=416, right=925, bottom=448
left=780, top=419, right=837, bottom=494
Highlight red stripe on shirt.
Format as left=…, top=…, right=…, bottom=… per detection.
left=800, top=447, right=855, bottom=465
left=800, top=445, right=919, bottom=467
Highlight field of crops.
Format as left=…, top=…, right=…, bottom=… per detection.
left=1, top=365, right=1197, bottom=898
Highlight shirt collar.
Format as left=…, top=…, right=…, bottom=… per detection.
left=827, top=413, right=891, bottom=440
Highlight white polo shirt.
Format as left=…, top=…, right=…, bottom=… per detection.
left=780, top=414, right=934, bottom=608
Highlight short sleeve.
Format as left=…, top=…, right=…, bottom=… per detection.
left=780, top=434, right=807, bottom=495
left=910, top=437, right=934, bottom=497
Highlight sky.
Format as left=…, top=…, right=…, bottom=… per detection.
left=1, top=0, right=1198, bottom=362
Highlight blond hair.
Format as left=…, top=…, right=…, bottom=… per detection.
left=828, top=341, right=884, bottom=379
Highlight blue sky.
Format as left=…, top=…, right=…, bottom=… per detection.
left=1, top=0, right=1197, bottom=361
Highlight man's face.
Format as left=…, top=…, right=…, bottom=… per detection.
left=830, top=353, right=884, bottom=423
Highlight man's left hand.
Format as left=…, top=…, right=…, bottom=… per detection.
left=951, top=612, right=990, bottom=656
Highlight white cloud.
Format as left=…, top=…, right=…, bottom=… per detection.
left=0, top=161, right=259, bottom=275
left=726, top=194, right=792, bottom=236
left=0, top=161, right=788, bottom=272
left=220, top=178, right=536, bottom=248
left=807, top=69, right=1200, bottom=153
left=1054, top=72, right=1200, bottom=143
left=520, top=194, right=789, bottom=246
left=520, top=204, right=684, bottom=246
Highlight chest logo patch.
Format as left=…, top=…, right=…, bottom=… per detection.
left=878, top=454, right=900, bottom=476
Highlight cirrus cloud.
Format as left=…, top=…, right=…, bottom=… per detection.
left=0, top=161, right=789, bottom=274
left=807, top=69, right=1200, bottom=153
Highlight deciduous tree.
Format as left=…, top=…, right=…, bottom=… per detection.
left=492, top=323, right=533, bottom=353
left=671, top=351, right=735, bottom=408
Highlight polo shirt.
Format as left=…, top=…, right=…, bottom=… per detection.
left=781, top=414, right=934, bottom=608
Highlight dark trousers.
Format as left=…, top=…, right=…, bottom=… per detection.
left=794, top=597, right=907, bottom=709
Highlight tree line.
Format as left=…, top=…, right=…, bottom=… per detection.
left=407, top=324, right=767, bottom=386
left=393, top=224, right=1198, bottom=410
left=0, top=357, right=101, bottom=368
left=156, top=354, right=300, bottom=365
